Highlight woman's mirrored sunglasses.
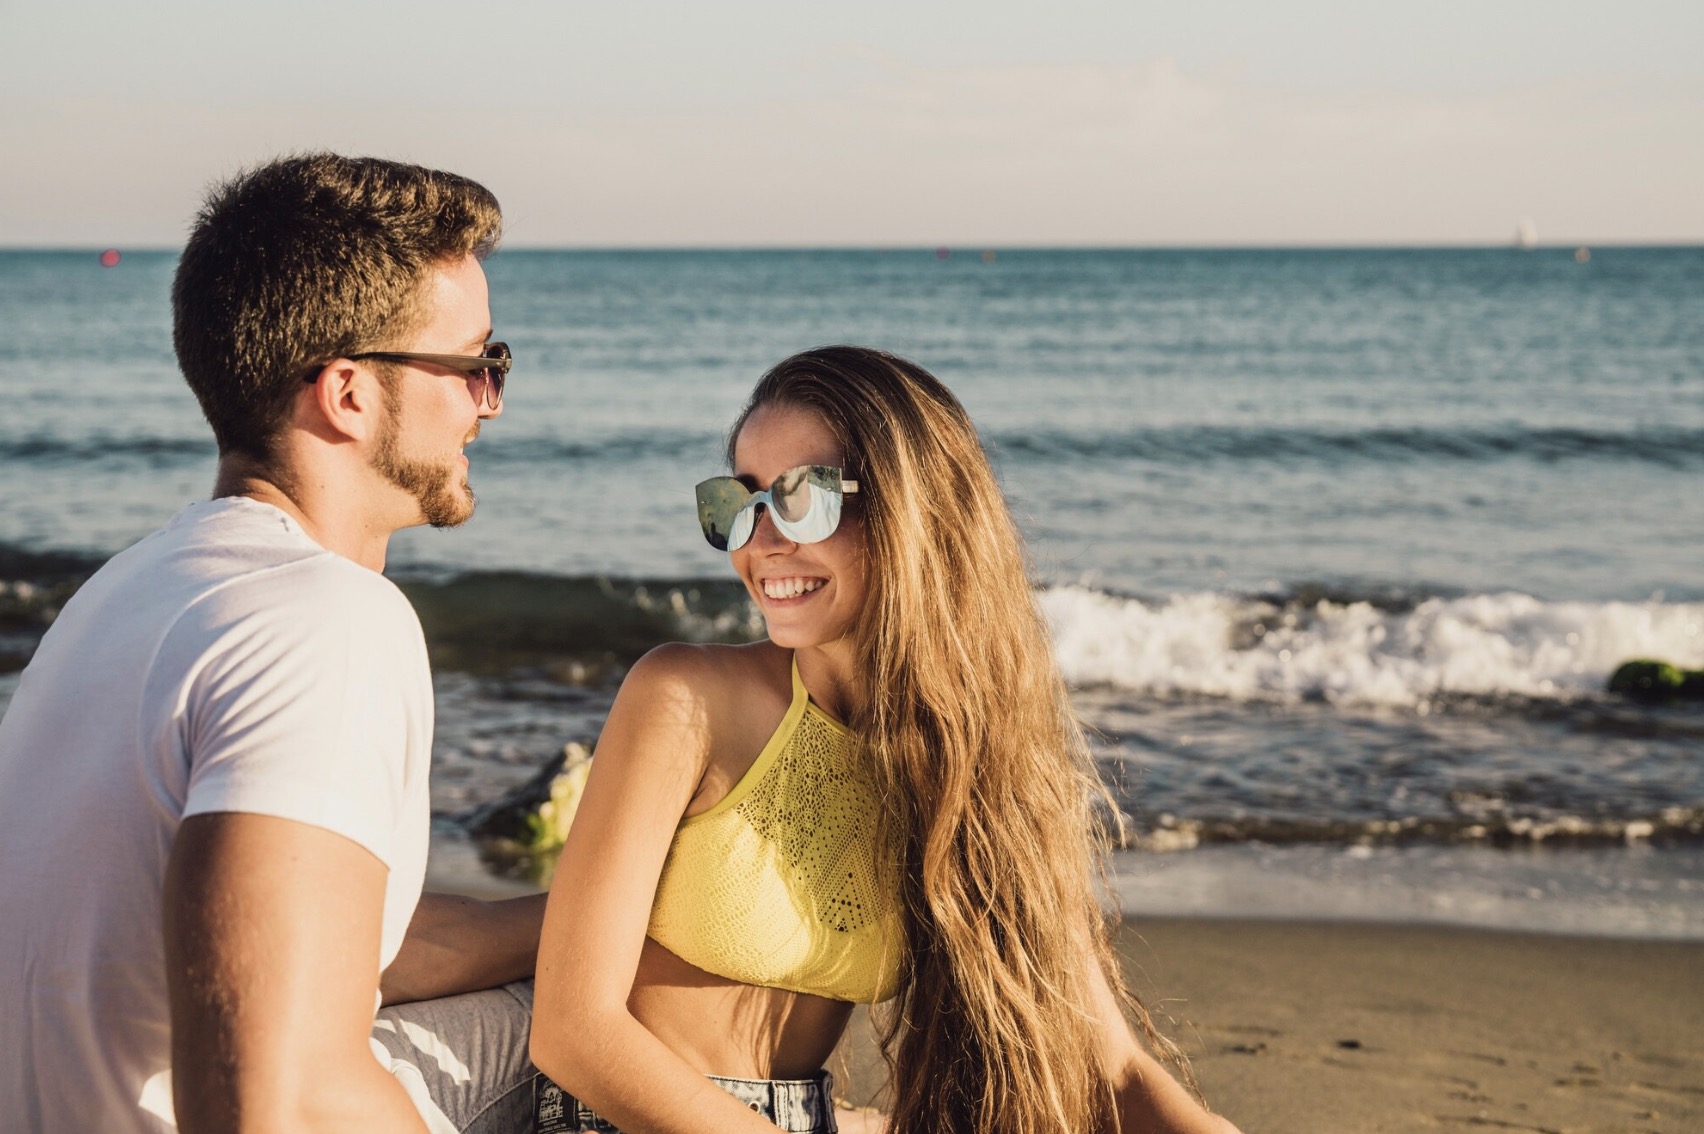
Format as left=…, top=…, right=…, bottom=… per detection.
left=695, top=464, right=859, bottom=552
left=336, top=342, right=512, bottom=410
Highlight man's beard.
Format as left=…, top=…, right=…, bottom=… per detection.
left=372, top=411, right=477, bottom=528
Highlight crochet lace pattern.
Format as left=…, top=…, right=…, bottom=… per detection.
left=648, top=662, right=901, bottom=1003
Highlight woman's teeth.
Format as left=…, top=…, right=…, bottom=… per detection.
left=763, top=577, right=825, bottom=600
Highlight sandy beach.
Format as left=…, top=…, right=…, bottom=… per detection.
left=824, top=917, right=1704, bottom=1134
left=429, top=839, right=1704, bottom=1131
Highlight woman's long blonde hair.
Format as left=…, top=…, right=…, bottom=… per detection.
left=731, top=346, right=1188, bottom=1133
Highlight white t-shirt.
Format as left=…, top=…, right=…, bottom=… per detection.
left=0, top=498, right=434, bottom=1132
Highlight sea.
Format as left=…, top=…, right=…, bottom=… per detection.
left=2, top=246, right=1701, bottom=937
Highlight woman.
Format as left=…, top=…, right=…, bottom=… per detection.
left=531, top=346, right=1238, bottom=1134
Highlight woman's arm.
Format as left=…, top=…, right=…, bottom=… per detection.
left=530, top=645, right=783, bottom=1134
left=1088, top=954, right=1243, bottom=1134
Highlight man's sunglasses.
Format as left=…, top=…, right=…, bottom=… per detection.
left=695, top=464, right=859, bottom=552
left=305, top=342, right=512, bottom=410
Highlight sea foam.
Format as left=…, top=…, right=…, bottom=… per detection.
left=1041, top=586, right=1704, bottom=707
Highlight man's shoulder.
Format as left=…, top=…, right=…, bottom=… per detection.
left=211, top=543, right=407, bottom=608
left=153, top=499, right=416, bottom=625
left=94, top=498, right=384, bottom=596
left=119, top=503, right=425, bottom=668
left=183, top=553, right=421, bottom=658
left=31, top=500, right=394, bottom=663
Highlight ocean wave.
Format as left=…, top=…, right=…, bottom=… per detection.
left=1115, top=806, right=1704, bottom=852
left=0, top=546, right=103, bottom=634
left=990, top=424, right=1704, bottom=468
left=12, top=423, right=1697, bottom=474
left=469, top=429, right=721, bottom=466
left=0, top=429, right=719, bottom=471
left=0, top=435, right=214, bottom=467
left=0, top=548, right=764, bottom=675
left=396, top=572, right=762, bottom=676
left=8, top=538, right=1700, bottom=706
left=1042, top=586, right=1704, bottom=707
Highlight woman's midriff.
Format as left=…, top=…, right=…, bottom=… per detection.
left=629, top=935, right=855, bottom=1080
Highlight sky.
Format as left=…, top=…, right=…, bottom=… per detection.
left=2, top=0, right=1701, bottom=247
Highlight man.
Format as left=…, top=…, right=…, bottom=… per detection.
left=0, top=154, right=541, bottom=1132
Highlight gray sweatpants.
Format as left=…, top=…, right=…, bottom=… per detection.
left=370, top=979, right=538, bottom=1133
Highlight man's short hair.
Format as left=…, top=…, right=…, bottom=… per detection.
left=172, top=153, right=503, bottom=460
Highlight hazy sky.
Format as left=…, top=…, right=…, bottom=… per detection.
left=3, top=0, right=1701, bottom=246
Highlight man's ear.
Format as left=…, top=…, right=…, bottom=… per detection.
left=301, top=360, right=387, bottom=443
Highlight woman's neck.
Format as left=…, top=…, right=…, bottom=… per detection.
left=791, top=639, right=864, bottom=724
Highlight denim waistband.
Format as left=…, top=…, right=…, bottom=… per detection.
left=534, top=1069, right=839, bottom=1134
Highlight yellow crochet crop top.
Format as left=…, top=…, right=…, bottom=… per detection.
left=647, top=656, right=902, bottom=1004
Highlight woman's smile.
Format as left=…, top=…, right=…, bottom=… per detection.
left=758, top=575, right=827, bottom=602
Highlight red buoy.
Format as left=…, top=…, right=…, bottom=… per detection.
left=99, top=249, right=121, bottom=268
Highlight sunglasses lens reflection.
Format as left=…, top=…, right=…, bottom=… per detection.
left=482, top=344, right=509, bottom=408
left=726, top=506, right=757, bottom=552
left=771, top=467, right=812, bottom=523
left=774, top=489, right=840, bottom=544
left=696, top=478, right=752, bottom=550
left=695, top=466, right=847, bottom=551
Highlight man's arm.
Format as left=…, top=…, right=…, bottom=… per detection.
left=163, top=812, right=429, bottom=1134
left=380, top=891, right=547, bottom=1006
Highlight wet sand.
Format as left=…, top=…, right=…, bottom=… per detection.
left=828, top=918, right=1704, bottom=1133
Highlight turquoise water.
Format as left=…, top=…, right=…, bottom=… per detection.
left=8, top=247, right=1702, bottom=597
left=2, top=247, right=1701, bottom=930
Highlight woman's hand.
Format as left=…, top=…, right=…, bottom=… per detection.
left=1087, top=950, right=1245, bottom=1134
left=834, top=1108, right=888, bottom=1134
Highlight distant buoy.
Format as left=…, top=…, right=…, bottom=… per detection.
left=1574, top=247, right=1591, bottom=263
left=99, top=249, right=121, bottom=268
left=935, top=246, right=950, bottom=261
left=981, top=249, right=997, bottom=264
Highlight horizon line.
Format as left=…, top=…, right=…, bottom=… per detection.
left=3, top=239, right=1702, bottom=255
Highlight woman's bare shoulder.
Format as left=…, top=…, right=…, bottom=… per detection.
left=623, top=640, right=786, bottom=691
left=614, top=640, right=790, bottom=731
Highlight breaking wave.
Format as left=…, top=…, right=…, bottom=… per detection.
left=1042, top=586, right=1704, bottom=707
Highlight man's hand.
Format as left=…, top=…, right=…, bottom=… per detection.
left=381, top=891, right=547, bottom=1006
left=163, top=812, right=428, bottom=1134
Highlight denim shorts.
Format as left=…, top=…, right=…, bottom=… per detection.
left=534, top=1069, right=839, bottom=1134
left=372, top=980, right=538, bottom=1133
